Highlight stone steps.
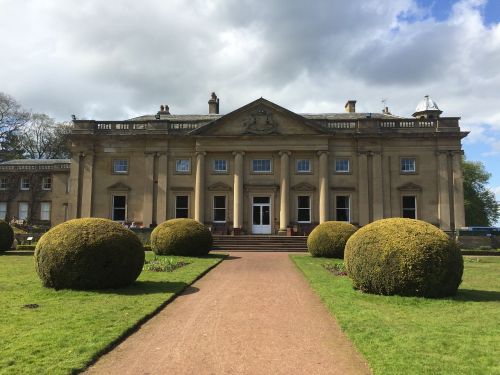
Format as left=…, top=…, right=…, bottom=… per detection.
left=212, top=235, right=308, bottom=252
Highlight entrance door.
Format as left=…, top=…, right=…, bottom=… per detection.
left=252, top=196, right=271, bottom=234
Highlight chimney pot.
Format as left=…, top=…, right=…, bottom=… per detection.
left=345, top=100, right=356, bottom=113
left=208, top=92, right=219, bottom=114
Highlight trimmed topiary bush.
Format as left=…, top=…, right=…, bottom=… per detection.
left=345, top=218, right=463, bottom=297
left=307, top=221, right=357, bottom=258
left=151, top=218, right=212, bottom=256
left=35, top=218, right=145, bottom=290
left=0, top=220, right=14, bottom=252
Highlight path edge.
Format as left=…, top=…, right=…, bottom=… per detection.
left=76, top=253, right=228, bottom=374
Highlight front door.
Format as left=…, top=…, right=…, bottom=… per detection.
left=252, top=196, right=271, bottom=234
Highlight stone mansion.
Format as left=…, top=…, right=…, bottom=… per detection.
left=0, top=94, right=467, bottom=235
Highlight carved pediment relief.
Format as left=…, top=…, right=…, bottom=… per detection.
left=208, top=182, right=232, bottom=191
left=107, top=182, right=131, bottom=191
left=242, top=107, right=278, bottom=135
left=291, top=182, right=316, bottom=191
left=397, top=182, right=422, bottom=191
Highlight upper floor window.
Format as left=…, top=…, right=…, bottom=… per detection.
left=296, top=159, right=311, bottom=173
left=175, top=159, right=191, bottom=173
left=42, top=177, right=52, bottom=190
left=401, top=158, right=416, bottom=173
left=213, top=159, right=227, bottom=173
left=0, top=178, right=7, bottom=190
left=402, top=196, right=417, bottom=219
left=113, top=159, right=128, bottom=174
left=335, top=159, right=350, bottom=173
left=252, top=159, right=271, bottom=173
left=20, top=177, right=30, bottom=191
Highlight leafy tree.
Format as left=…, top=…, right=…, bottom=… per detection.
left=0, top=92, right=30, bottom=161
left=462, top=158, right=500, bottom=226
left=17, top=114, right=71, bottom=159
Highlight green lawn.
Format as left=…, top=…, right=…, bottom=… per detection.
left=292, top=255, right=500, bottom=375
left=0, top=252, right=225, bottom=375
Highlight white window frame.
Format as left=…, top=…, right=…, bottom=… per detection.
left=0, top=202, right=7, bottom=220
left=213, top=195, right=227, bottom=223
left=113, top=159, right=129, bottom=174
left=297, top=195, right=312, bottom=223
left=111, top=195, right=127, bottom=221
left=0, top=178, right=8, bottom=190
left=213, top=159, right=228, bottom=173
left=252, top=159, right=272, bottom=173
left=402, top=195, right=417, bottom=219
left=401, top=158, right=416, bottom=173
left=175, top=195, right=189, bottom=218
left=20, top=177, right=30, bottom=191
left=335, top=195, right=351, bottom=222
left=175, top=159, right=191, bottom=173
left=40, top=202, right=51, bottom=221
left=41, top=176, right=52, bottom=191
left=335, top=159, right=350, bottom=173
left=18, top=202, right=28, bottom=220
left=296, top=159, right=311, bottom=173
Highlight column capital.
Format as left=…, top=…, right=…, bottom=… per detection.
left=317, top=150, right=329, bottom=156
left=279, top=150, right=291, bottom=156
left=232, top=151, right=246, bottom=156
left=195, top=151, right=207, bottom=157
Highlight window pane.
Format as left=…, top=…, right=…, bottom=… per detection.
left=114, top=159, right=128, bottom=173
left=176, top=195, right=189, bottom=218
left=402, top=196, right=416, bottom=209
left=336, top=196, right=350, bottom=221
left=401, top=158, right=416, bottom=172
left=298, top=209, right=310, bottom=222
left=252, top=159, right=271, bottom=172
left=335, top=159, right=349, bottom=172
left=0, top=178, right=7, bottom=190
left=253, top=197, right=270, bottom=204
left=113, top=196, right=126, bottom=221
left=19, top=203, right=28, bottom=220
left=213, top=196, right=226, bottom=222
left=297, top=159, right=310, bottom=172
left=298, top=196, right=310, bottom=209
left=40, top=202, right=51, bottom=220
left=0, top=202, right=7, bottom=220
left=176, top=159, right=190, bottom=172
left=253, top=205, right=260, bottom=225
left=402, top=196, right=416, bottom=219
left=213, top=159, right=227, bottom=172
left=262, top=205, right=270, bottom=225
left=214, top=196, right=225, bottom=209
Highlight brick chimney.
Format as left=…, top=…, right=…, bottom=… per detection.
left=208, top=92, right=220, bottom=114
left=344, top=100, right=356, bottom=113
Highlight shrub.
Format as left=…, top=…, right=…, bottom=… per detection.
left=150, top=219, right=213, bottom=256
left=34, top=218, right=145, bottom=290
left=307, top=221, right=357, bottom=258
left=0, top=220, right=14, bottom=252
left=344, top=218, right=463, bottom=297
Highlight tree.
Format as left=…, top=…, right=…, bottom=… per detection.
left=462, top=158, right=500, bottom=226
left=17, top=114, right=71, bottom=159
left=0, top=92, right=30, bottom=161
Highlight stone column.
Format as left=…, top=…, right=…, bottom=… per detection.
left=279, top=151, right=291, bottom=233
left=437, top=151, right=451, bottom=231
left=157, top=152, right=168, bottom=223
left=357, top=152, right=369, bottom=225
left=372, top=152, right=384, bottom=220
left=68, top=151, right=82, bottom=219
left=142, top=152, right=155, bottom=227
left=318, top=151, right=329, bottom=223
left=194, top=151, right=206, bottom=223
left=452, top=152, right=465, bottom=230
left=233, top=151, right=245, bottom=234
left=80, top=151, right=94, bottom=218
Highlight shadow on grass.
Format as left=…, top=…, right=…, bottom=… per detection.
left=98, top=281, right=190, bottom=296
left=452, top=289, right=500, bottom=302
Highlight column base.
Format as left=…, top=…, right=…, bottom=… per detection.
left=278, top=229, right=287, bottom=236
left=232, top=228, right=242, bottom=236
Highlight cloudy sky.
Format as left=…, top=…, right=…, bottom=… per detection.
left=1, top=0, right=499, bottom=205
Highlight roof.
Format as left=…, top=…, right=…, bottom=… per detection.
left=415, top=95, right=440, bottom=113
left=0, top=159, right=70, bottom=165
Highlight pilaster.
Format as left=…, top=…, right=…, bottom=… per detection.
left=357, top=152, right=369, bottom=225
left=157, top=152, right=168, bottom=223
left=437, top=151, right=451, bottom=231
left=142, top=152, right=155, bottom=227
left=194, top=151, right=206, bottom=223
left=318, top=151, right=329, bottom=223
left=233, top=151, right=245, bottom=233
left=452, top=151, right=465, bottom=230
left=279, top=151, right=291, bottom=233
left=80, top=151, right=94, bottom=218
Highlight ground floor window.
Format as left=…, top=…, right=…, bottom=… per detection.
left=213, top=195, right=226, bottom=222
left=175, top=195, right=189, bottom=218
left=297, top=196, right=311, bottom=223
left=18, top=202, right=28, bottom=220
left=402, top=195, right=417, bottom=219
left=0, top=202, right=6, bottom=220
left=112, top=195, right=126, bottom=221
left=335, top=196, right=350, bottom=222
left=40, top=202, right=51, bottom=221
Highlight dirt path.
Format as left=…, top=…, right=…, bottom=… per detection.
left=85, top=252, right=371, bottom=375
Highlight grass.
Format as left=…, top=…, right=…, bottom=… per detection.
left=0, top=251, right=225, bottom=375
left=291, top=255, right=500, bottom=375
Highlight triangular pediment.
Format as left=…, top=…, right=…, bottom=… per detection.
left=397, top=182, right=422, bottom=191
left=291, top=182, right=317, bottom=191
left=207, top=182, right=232, bottom=191
left=191, top=98, right=326, bottom=136
left=107, top=182, right=131, bottom=191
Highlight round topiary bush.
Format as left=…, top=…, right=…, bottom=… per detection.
left=307, top=221, right=357, bottom=258
left=344, top=218, right=463, bottom=297
left=151, top=218, right=213, bottom=256
left=34, top=218, right=145, bottom=290
left=0, top=220, right=14, bottom=252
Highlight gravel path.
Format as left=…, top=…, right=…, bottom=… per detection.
left=85, top=252, right=371, bottom=375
